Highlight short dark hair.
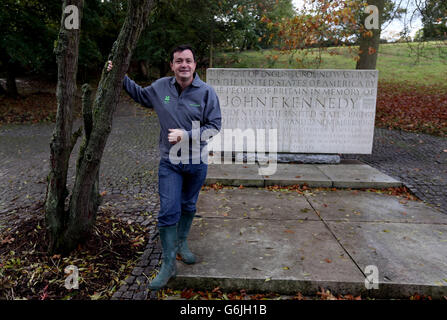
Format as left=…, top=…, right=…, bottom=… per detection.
left=170, top=44, right=196, bottom=62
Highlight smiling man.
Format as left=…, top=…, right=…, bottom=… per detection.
left=107, top=45, right=221, bottom=290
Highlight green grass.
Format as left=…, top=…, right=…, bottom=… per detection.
left=214, top=41, right=447, bottom=86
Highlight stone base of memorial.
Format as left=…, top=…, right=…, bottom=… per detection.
left=208, top=152, right=340, bottom=164
left=235, top=153, right=341, bottom=164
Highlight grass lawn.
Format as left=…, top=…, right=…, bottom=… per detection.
left=214, top=41, right=447, bottom=86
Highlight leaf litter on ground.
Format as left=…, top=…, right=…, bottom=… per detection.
left=0, top=204, right=149, bottom=300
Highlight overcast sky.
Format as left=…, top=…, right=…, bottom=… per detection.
left=291, top=0, right=423, bottom=40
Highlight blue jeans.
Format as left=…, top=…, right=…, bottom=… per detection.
left=157, top=158, right=208, bottom=227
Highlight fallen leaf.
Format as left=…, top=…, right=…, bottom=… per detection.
left=324, top=258, right=332, bottom=263
left=40, top=285, right=49, bottom=300
left=1, top=236, right=15, bottom=245
left=294, top=293, right=305, bottom=300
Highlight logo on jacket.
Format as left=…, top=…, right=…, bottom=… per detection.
left=164, top=95, right=171, bottom=104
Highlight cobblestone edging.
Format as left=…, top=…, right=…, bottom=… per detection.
left=110, top=224, right=161, bottom=300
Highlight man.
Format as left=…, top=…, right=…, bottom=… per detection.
left=107, top=45, right=221, bottom=290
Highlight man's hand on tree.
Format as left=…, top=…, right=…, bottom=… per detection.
left=107, top=61, right=113, bottom=72
left=168, top=129, right=186, bottom=144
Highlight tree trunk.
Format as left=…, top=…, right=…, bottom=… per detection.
left=6, top=62, right=18, bottom=98
left=46, top=0, right=155, bottom=255
left=356, top=0, right=385, bottom=70
left=158, top=61, right=168, bottom=78
left=139, top=60, right=148, bottom=78
left=45, top=0, right=84, bottom=254
left=209, top=33, right=214, bottom=68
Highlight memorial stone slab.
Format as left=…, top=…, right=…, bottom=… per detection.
left=206, top=68, right=378, bottom=155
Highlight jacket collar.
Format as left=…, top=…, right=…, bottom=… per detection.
left=170, top=72, right=203, bottom=88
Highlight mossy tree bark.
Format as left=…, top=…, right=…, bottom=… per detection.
left=45, top=0, right=154, bottom=255
left=45, top=0, right=84, bottom=254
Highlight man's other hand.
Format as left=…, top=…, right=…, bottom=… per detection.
left=107, top=61, right=113, bottom=72
left=168, top=129, right=186, bottom=144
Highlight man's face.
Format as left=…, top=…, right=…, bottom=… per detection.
left=170, top=49, right=197, bottom=84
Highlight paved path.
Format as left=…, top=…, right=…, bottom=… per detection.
left=1, top=97, right=446, bottom=299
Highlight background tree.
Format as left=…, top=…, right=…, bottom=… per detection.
left=0, top=0, right=297, bottom=86
left=356, top=0, right=386, bottom=69
left=45, top=0, right=154, bottom=254
left=0, top=0, right=59, bottom=97
left=269, top=0, right=404, bottom=69
left=132, top=0, right=226, bottom=78
left=77, top=0, right=128, bottom=82
left=355, top=0, right=406, bottom=69
left=131, top=0, right=294, bottom=78
left=269, top=0, right=363, bottom=68
left=421, top=0, right=447, bottom=39
left=228, top=0, right=295, bottom=51
left=399, top=0, right=446, bottom=64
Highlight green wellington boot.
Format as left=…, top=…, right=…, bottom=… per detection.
left=177, top=212, right=196, bottom=264
left=149, top=225, right=178, bottom=290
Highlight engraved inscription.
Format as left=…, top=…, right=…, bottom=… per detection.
left=207, top=68, right=378, bottom=154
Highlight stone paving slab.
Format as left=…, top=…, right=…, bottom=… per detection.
left=263, top=164, right=332, bottom=187
left=169, top=218, right=365, bottom=294
left=306, top=190, right=447, bottom=224
left=168, top=188, right=447, bottom=298
left=206, top=164, right=264, bottom=187
left=316, top=164, right=402, bottom=188
left=326, top=221, right=447, bottom=297
left=205, top=163, right=402, bottom=189
left=196, top=188, right=318, bottom=221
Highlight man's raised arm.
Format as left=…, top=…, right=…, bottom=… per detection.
left=107, top=60, right=152, bottom=108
